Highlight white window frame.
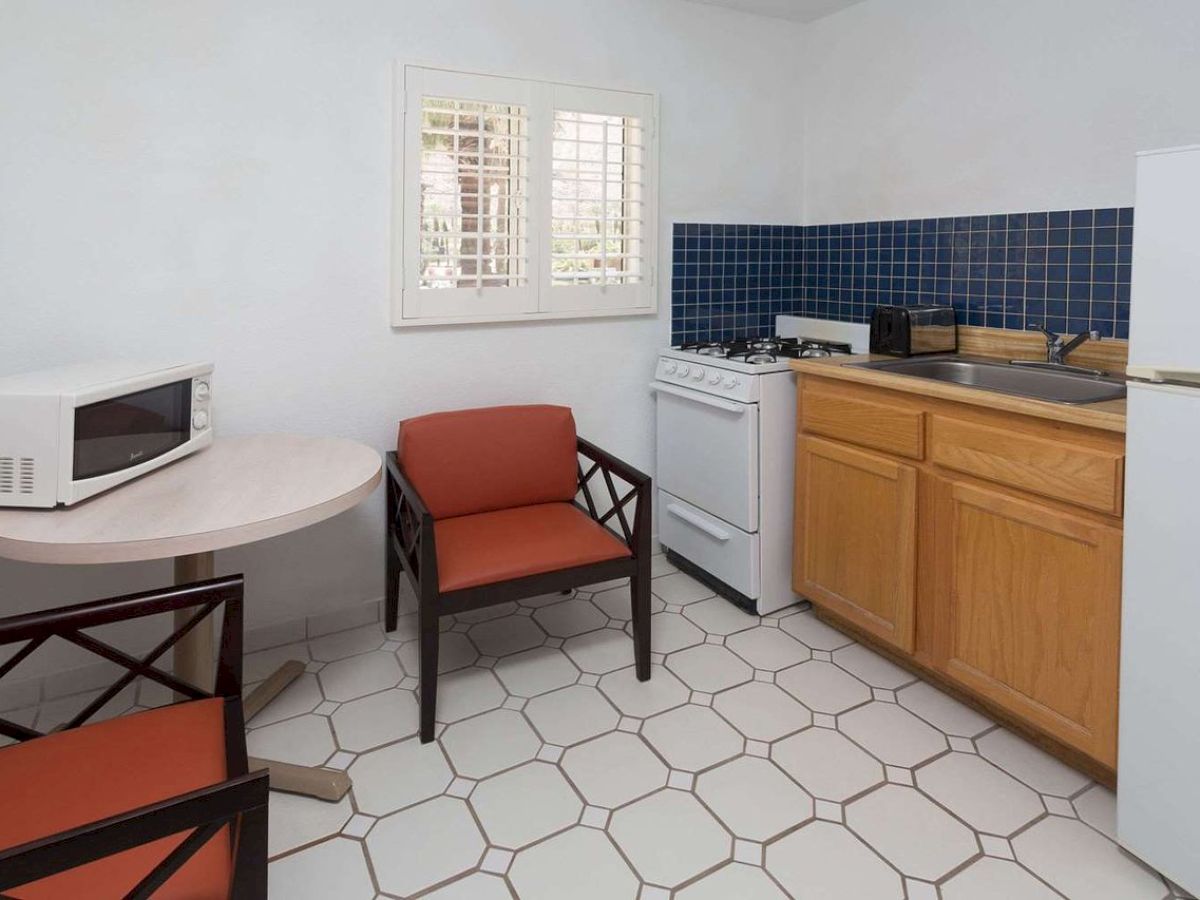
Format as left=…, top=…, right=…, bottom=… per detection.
left=392, top=64, right=658, bottom=328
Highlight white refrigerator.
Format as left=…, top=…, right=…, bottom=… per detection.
left=1118, top=145, right=1200, bottom=896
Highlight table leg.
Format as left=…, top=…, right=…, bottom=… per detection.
left=171, top=552, right=352, bottom=804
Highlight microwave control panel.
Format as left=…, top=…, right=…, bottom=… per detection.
left=191, top=375, right=212, bottom=433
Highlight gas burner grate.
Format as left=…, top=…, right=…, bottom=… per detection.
left=676, top=334, right=852, bottom=364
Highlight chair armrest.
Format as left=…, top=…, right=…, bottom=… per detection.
left=385, top=452, right=439, bottom=596
left=0, top=770, right=269, bottom=895
left=385, top=452, right=433, bottom=521
left=576, top=437, right=651, bottom=489
left=575, top=437, right=652, bottom=556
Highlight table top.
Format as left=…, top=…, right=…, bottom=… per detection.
left=0, top=434, right=382, bottom=564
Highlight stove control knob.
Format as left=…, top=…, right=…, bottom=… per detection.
left=723, top=375, right=738, bottom=389
left=664, top=361, right=677, bottom=374
left=691, top=367, right=705, bottom=381
left=677, top=364, right=690, bottom=378
left=707, top=371, right=722, bottom=385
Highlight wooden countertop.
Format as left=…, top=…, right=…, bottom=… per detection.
left=789, top=354, right=1127, bottom=433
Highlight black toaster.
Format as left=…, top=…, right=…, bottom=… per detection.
left=869, top=305, right=958, bottom=357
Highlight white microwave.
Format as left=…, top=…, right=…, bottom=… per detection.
left=0, top=361, right=213, bottom=508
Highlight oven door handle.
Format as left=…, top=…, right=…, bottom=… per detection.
left=649, top=382, right=746, bottom=415
left=666, top=503, right=731, bottom=542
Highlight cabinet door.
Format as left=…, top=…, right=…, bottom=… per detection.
left=794, top=436, right=918, bottom=651
left=934, top=479, right=1121, bottom=766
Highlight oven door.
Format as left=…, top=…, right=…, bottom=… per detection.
left=653, top=381, right=759, bottom=531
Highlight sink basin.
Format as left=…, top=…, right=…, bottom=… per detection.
left=848, top=356, right=1127, bottom=404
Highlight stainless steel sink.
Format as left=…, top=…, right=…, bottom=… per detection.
left=848, top=356, right=1127, bottom=404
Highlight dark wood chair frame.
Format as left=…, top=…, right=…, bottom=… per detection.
left=0, top=576, right=268, bottom=900
left=385, top=436, right=652, bottom=743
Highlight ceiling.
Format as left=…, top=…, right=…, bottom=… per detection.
left=684, top=0, right=867, bottom=23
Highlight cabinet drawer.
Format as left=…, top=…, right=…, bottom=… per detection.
left=931, top=416, right=1124, bottom=515
left=800, top=384, right=924, bottom=459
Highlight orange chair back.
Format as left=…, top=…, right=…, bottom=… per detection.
left=397, top=405, right=578, bottom=519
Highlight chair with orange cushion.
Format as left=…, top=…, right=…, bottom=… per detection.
left=385, top=404, right=652, bottom=742
left=0, top=576, right=267, bottom=899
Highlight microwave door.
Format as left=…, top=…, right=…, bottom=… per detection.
left=73, top=379, right=193, bottom=481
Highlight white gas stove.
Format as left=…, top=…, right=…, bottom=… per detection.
left=652, top=317, right=867, bottom=615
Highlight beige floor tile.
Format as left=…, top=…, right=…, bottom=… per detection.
left=509, top=827, right=638, bottom=900
left=772, top=727, right=884, bottom=802
left=765, top=821, right=904, bottom=900
left=610, top=789, right=731, bottom=887
left=776, top=660, right=871, bottom=713
left=846, top=785, right=979, bottom=881
left=712, top=681, right=812, bottom=742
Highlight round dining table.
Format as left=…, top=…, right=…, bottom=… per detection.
left=0, top=433, right=382, bottom=802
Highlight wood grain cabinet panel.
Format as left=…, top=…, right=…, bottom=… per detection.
left=933, top=479, right=1121, bottom=766
left=801, top=383, right=925, bottom=460
left=930, top=415, right=1124, bottom=515
left=794, top=436, right=917, bottom=651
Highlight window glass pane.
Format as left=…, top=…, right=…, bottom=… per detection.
left=550, top=109, right=645, bottom=287
left=418, top=96, right=529, bottom=290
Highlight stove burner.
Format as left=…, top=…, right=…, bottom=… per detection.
left=750, top=340, right=783, bottom=353
left=675, top=334, right=853, bottom=365
left=744, top=353, right=778, bottom=364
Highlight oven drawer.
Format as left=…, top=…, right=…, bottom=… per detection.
left=659, top=490, right=760, bottom=599
left=654, top=384, right=759, bottom=531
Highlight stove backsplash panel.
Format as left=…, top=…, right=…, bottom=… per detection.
left=671, top=209, right=1133, bottom=345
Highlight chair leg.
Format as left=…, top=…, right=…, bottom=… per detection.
left=385, top=490, right=400, bottom=633
left=418, top=603, right=440, bottom=743
left=631, top=573, right=651, bottom=682
left=231, top=800, right=268, bottom=900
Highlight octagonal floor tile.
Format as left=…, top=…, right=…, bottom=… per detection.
left=666, top=644, right=752, bottom=693
left=492, top=646, right=579, bottom=697
left=696, top=756, right=813, bottom=841
left=347, top=736, right=452, bottom=816
left=434, top=667, right=507, bottom=724
left=471, top=761, right=583, bottom=849
left=599, top=664, right=689, bottom=718
left=533, top=598, right=608, bottom=637
left=846, top=785, right=978, bottom=881
left=469, top=616, right=546, bottom=657
left=777, top=611, right=855, bottom=651
left=896, top=681, right=993, bottom=738
left=398, top=631, right=479, bottom=676
left=367, top=796, right=485, bottom=897
left=307, top=624, right=385, bottom=662
left=976, top=728, right=1091, bottom=797
left=772, top=728, right=884, bottom=802
left=329, top=687, right=417, bottom=752
left=642, top=705, right=744, bottom=772
left=442, top=709, right=540, bottom=778
left=247, top=714, right=335, bottom=767
left=639, top=611, right=705, bottom=654
left=594, top=586, right=664, bottom=620
left=509, top=827, right=638, bottom=900
left=247, top=672, right=323, bottom=727
left=268, top=836, right=374, bottom=900
left=712, top=682, right=811, bottom=742
left=776, top=660, right=871, bottom=713
left=650, top=572, right=715, bottom=606
left=941, top=857, right=1060, bottom=900
left=563, top=628, right=638, bottom=674
left=839, top=702, right=948, bottom=768
left=683, top=597, right=758, bottom=636
left=610, top=790, right=731, bottom=887
left=525, top=684, right=619, bottom=746
left=561, top=731, right=667, bottom=808
left=765, top=821, right=903, bottom=900
left=675, top=862, right=788, bottom=900
left=1013, top=816, right=1168, bottom=900
left=916, top=752, right=1044, bottom=836
left=318, top=650, right=402, bottom=702
left=832, top=643, right=916, bottom=689
left=725, top=627, right=811, bottom=671
left=455, top=602, right=518, bottom=624
left=423, top=872, right=514, bottom=899
left=1074, top=784, right=1117, bottom=840
left=267, top=791, right=352, bottom=859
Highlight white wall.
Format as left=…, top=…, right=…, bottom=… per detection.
left=802, top=0, right=1200, bottom=223
left=0, top=0, right=806, bottom=682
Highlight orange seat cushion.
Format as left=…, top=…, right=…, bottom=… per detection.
left=435, top=502, right=632, bottom=592
left=0, top=698, right=232, bottom=900
left=398, top=405, right=578, bottom=520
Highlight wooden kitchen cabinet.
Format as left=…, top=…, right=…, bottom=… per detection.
left=794, top=436, right=917, bottom=652
left=930, top=478, right=1122, bottom=767
left=793, top=375, right=1126, bottom=775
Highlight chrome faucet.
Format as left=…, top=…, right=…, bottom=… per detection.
left=1010, top=326, right=1107, bottom=376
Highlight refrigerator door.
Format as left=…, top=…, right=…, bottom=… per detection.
left=1117, top=381, right=1200, bottom=895
left=1128, top=146, right=1200, bottom=374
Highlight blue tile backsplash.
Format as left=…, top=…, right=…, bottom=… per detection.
left=670, top=208, right=1134, bottom=345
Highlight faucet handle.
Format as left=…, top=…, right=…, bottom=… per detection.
left=1028, top=323, right=1061, bottom=345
